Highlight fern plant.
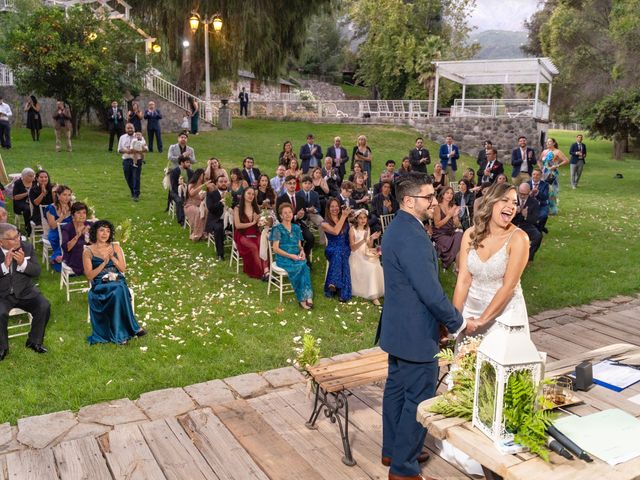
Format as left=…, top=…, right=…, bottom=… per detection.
left=295, top=334, right=321, bottom=371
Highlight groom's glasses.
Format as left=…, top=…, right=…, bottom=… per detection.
left=408, top=194, right=436, bottom=203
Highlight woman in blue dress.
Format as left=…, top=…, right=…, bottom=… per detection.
left=321, top=197, right=352, bottom=302
left=538, top=137, right=569, bottom=215
left=270, top=203, right=313, bottom=310
left=83, top=220, right=145, bottom=345
left=46, top=185, right=73, bottom=272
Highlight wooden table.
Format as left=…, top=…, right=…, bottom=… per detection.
left=417, top=343, right=640, bottom=480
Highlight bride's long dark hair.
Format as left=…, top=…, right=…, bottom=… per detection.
left=470, top=183, right=516, bottom=251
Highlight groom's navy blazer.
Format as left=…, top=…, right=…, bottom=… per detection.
left=379, top=210, right=463, bottom=362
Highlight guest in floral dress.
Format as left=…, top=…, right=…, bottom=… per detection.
left=538, top=137, right=569, bottom=215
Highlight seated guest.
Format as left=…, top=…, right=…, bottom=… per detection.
left=270, top=165, right=287, bottom=196
left=228, top=168, right=246, bottom=208
left=169, top=156, right=193, bottom=226
left=398, top=156, right=412, bottom=176
left=351, top=173, right=371, bottom=209
left=205, top=175, right=230, bottom=261
left=371, top=181, right=399, bottom=219
left=285, top=157, right=302, bottom=191
left=278, top=140, right=298, bottom=167
left=257, top=174, right=276, bottom=208
left=234, top=187, right=269, bottom=280
left=337, top=181, right=357, bottom=208
left=379, top=159, right=398, bottom=184
left=270, top=203, right=313, bottom=309
left=0, top=223, right=51, bottom=359
left=431, top=162, right=449, bottom=195
left=349, top=209, right=384, bottom=306
left=61, top=202, right=91, bottom=275
left=454, top=179, right=475, bottom=231
left=204, top=157, right=227, bottom=182
left=432, top=186, right=463, bottom=271
left=184, top=168, right=210, bottom=241
left=29, top=170, right=54, bottom=226
left=321, top=198, right=352, bottom=302
left=298, top=175, right=323, bottom=231
left=46, top=185, right=73, bottom=271
left=241, top=156, right=261, bottom=189
left=348, top=161, right=368, bottom=184
left=327, top=136, right=349, bottom=179
left=496, top=173, right=508, bottom=184
left=512, top=183, right=542, bottom=262
left=311, top=167, right=331, bottom=216
left=321, top=157, right=341, bottom=194
left=167, top=131, right=195, bottom=167
left=476, top=140, right=492, bottom=169
left=527, top=169, right=549, bottom=233
left=83, top=220, right=145, bottom=345
left=275, top=175, right=315, bottom=266
left=12, top=168, right=36, bottom=236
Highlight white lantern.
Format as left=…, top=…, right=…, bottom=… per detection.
left=472, top=303, right=544, bottom=448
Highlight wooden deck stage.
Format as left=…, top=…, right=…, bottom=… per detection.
left=1, top=294, right=639, bottom=479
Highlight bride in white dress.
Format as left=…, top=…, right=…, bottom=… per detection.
left=453, top=183, right=531, bottom=337
left=348, top=209, right=384, bottom=305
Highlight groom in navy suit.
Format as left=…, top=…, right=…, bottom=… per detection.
left=379, top=173, right=466, bottom=480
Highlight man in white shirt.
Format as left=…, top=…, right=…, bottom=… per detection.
left=117, top=123, right=143, bottom=201
left=270, top=165, right=287, bottom=196
left=0, top=95, right=13, bottom=150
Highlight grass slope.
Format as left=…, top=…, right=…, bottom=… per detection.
left=0, top=120, right=638, bottom=423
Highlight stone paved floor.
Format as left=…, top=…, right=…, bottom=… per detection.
left=1, top=294, right=639, bottom=479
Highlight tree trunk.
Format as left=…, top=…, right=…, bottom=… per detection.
left=177, top=21, right=205, bottom=94
left=613, top=133, right=625, bottom=160
left=70, top=107, right=80, bottom=138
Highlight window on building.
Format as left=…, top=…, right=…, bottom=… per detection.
left=250, top=80, right=262, bottom=94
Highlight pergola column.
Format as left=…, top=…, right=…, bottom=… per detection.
left=433, top=71, right=439, bottom=117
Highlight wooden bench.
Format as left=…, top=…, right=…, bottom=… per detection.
left=306, top=348, right=450, bottom=467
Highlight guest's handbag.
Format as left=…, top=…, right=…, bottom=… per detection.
left=544, top=171, right=557, bottom=184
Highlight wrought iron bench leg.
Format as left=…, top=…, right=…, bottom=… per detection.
left=305, top=381, right=323, bottom=429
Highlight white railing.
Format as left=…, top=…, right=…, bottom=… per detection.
left=145, top=72, right=218, bottom=125
left=0, top=0, right=15, bottom=11
left=549, top=122, right=584, bottom=131
left=451, top=98, right=550, bottom=120
left=229, top=99, right=434, bottom=119
left=0, top=63, right=14, bottom=86
left=43, top=0, right=130, bottom=20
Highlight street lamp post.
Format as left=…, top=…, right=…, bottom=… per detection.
left=189, top=12, right=222, bottom=123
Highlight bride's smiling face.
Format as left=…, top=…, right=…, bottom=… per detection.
left=491, top=189, right=518, bottom=228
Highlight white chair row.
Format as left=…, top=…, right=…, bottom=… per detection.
left=8, top=308, right=33, bottom=339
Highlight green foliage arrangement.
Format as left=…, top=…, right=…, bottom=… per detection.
left=430, top=337, right=557, bottom=461
left=295, top=334, right=321, bottom=371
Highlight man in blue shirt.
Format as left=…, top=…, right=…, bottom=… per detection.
left=438, top=135, right=460, bottom=181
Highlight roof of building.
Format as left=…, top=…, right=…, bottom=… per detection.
left=238, top=70, right=295, bottom=86
left=432, top=57, right=559, bottom=85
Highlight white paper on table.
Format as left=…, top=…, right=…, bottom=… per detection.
left=592, top=360, right=640, bottom=391
left=554, top=409, right=640, bottom=466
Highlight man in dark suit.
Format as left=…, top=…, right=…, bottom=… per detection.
left=476, top=140, right=492, bottom=169
left=511, top=136, right=536, bottom=185
left=169, top=156, right=193, bottom=226
left=241, top=156, right=261, bottom=188
left=527, top=169, right=550, bottom=233
left=326, top=136, right=350, bottom=180
left=238, top=87, right=249, bottom=116
left=144, top=101, right=163, bottom=153
left=322, top=157, right=341, bottom=195
left=107, top=100, right=125, bottom=152
left=297, top=175, right=324, bottom=241
left=478, top=147, right=504, bottom=185
left=408, top=137, right=431, bottom=174
left=438, top=134, right=460, bottom=181
left=0, top=223, right=51, bottom=360
left=275, top=175, right=315, bottom=265
left=299, top=134, right=323, bottom=173
left=337, top=181, right=357, bottom=208
left=205, top=175, right=230, bottom=261
left=512, top=183, right=542, bottom=262
left=569, top=134, right=587, bottom=189
left=378, top=173, right=465, bottom=480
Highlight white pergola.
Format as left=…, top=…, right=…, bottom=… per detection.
left=432, top=57, right=559, bottom=118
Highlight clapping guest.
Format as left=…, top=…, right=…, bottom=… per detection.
left=322, top=156, right=341, bottom=194
left=279, top=140, right=298, bottom=167
left=169, top=156, right=193, bottom=226
left=29, top=170, right=54, bottom=226
left=352, top=135, right=373, bottom=187
left=46, top=185, right=73, bottom=271
left=241, top=156, right=261, bottom=189
left=61, top=202, right=91, bottom=275
left=371, top=181, right=399, bottom=218
left=83, top=220, right=145, bottom=345
left=538, top=137, right=569, bottom=215
left=228, top=168, right=246, bottom=208
left=234, top=188, right=269, bottom=280
left=338, top=181, right=357, bottom=208
left=379, top=160, right=399, bottom=184
left=454, top=180, right=475, bottom=231
left=432, top=186, right=463, bottom=271
left=327, top=136, right=349, bottom=179
left=270, top=165, right=287, bottom=196
left=311, top=167, right=331, bottom=216
left=297, top=176, right=323, bottom=231
left=204, top=157, right=227, bottom=182
left=300, top=134, right=323, bottom=173
left=127, top=101, right=143, bottom=132
left=184, top=168, right=210, bottom=241
left=257, top=174, right=276, bottom=208
left=285, top=157, right=302, bottom=191
left=349, top=209, right=384, bottom=306
left=527, top=169, right=549, bottom=233
left=205, top=175, right=230, bottom=261
left=348, top=161, right=368, bottom=185
left=12, top=168, right=36, bottom=236
left=270, top=203, right=313, bottom=309
left=321, top=198, right=352, bottom=302
left=351, top=173, right=371, bottom=209
left=431, top=162, right=448, bottom=195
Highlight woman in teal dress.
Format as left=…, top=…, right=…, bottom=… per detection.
left=321, top=197, right=352, bottom=302
left=538, top=137, right=569, bottom=215
left=270, top=203, right=313, bottom=309
left=46, top=185, right=73, bottom=272
left=83, top=220, right=145, bottom=345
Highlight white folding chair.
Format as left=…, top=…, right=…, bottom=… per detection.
left=8, top=308, right=33, bottom=339
left=168, top=199, right=176, bottom=219
left=266, top=236, right=294, bottom=303
left=380, top=213, right=395, bottom=233
left=39, top=204, right=52, bottom=271
left=57, top=224, right=89, bottom=301
left=449, top=181, right=460, bottom=192
left=229, top=223, right=242, bottom=274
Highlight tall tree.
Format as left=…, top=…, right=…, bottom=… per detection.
left=129, top=0, right=333, bottom=93
left=295, top=12, right=347, bottom=80
left=1, top=5, right=146, bottom=135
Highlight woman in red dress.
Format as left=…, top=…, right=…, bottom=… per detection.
left=233, top=187, right=269, bottom=280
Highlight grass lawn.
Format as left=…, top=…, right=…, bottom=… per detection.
left=1, top=120, right=638, bottom=423
left=341, top=83, right=370, bottom=99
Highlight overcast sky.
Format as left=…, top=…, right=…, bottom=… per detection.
left=469, top=0, right=542, bottom=31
